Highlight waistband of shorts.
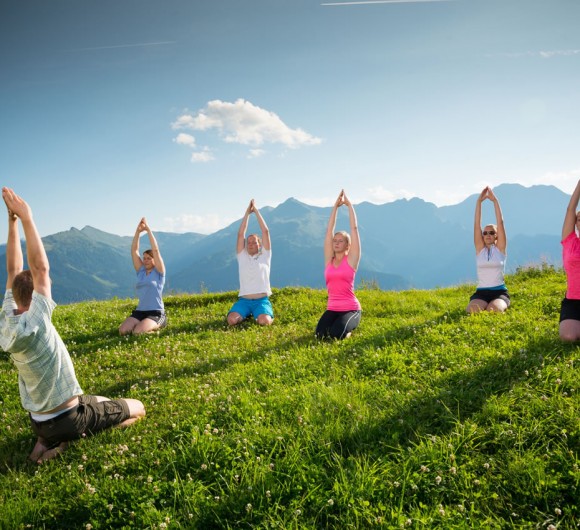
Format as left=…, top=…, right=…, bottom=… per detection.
left=30, top=403, right=78, bottom=425
left=476, top=284, right=507, bottom=291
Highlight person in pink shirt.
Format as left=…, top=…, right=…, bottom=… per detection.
left=315, top=189, right=361, bottom=340
left=559, top=179, right=580, bottom=341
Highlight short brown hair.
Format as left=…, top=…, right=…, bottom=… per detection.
left=12, top=270, right=33, bottom=308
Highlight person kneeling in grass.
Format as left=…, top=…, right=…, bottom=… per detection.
left=0, top=187, right=145, bottom=464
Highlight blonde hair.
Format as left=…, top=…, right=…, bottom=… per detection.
left=247, top=234, right=262, bottom=246
left=334, top=231, right=351, bottom=247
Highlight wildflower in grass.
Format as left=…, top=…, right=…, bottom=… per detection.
left=393, top=481, right=400, bottom=488
left=450, top=466, right=457, bottom=474
left=295, top=510, right=301, bottom=516
left=405, top=519, right=412, bottom=526
left=201, top=464, right=208, bottom=470
left=86, top=525, right=93, bottom=530
left=547, top=526, right=556, bottom=530
left=327, top=499, right=334, bottom=506
left=266, top=490, right=271, bottom=498
left=420, top=465, right=429, bottom=473
left=555, top=508, right=562, bottom=515
left=473, top=479, right=480, bottom=486
left=435, top=476, right=442, bottom=485
left=246, top=503, right=252, bottom=512
left=438, top=505, right=445, bottom=516
left=483, top=462, right=490, bottom=469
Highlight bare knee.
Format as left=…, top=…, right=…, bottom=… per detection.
left=227, top=313, right=243, bottom=326
left=559, top=321, right=580, bottom=342
left=256, top=315, right=273, bottom=326
left=487, top=300, right=507, bottom=313
left=467, top=301, right=486, bottom=314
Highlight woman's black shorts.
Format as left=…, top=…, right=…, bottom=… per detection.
left=469, top=288, right=510, bottom=307
left=559, top=297, right=580, bottom=322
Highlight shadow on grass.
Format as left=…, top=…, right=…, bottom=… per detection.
left=329, top=333, right=572, bottom=457
left=93, top=331, right=318, bottom=399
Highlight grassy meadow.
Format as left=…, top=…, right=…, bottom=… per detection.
left=0, top=265, right=578, bottom=529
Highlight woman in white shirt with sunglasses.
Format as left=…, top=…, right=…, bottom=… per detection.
left=466, top=186, right=510, bottom=314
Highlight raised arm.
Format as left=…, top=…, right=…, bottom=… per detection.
left=562, top=180, right=580, bottom=240
left=143, top=218, right=165, bottom=274
left=236, top=200, right=253, bottom=254
left=252, top=202, right=270, bottom=251
left=130, top=219, right=145, bottom=272
left=473, top=187, right=487, bottom=253
left=2, top=187, right=50, bottom=298
left=4, top=192, right=23, bottom=290
left=343, top=191, right=361, bottom=270
left=324, top=190, right=344, bottom=266
left=488, top=188, right=506, bottom=253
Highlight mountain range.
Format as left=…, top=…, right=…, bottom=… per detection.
left=0, top=183, right=568, bottom=304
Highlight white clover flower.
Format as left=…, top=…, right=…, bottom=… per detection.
left=327, top=499, right=334, bottom=506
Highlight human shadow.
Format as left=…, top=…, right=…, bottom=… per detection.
left=326, top=333, right=573, bottom=458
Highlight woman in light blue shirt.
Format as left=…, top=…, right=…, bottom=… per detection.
left=119, top=218, right=167, bottom=334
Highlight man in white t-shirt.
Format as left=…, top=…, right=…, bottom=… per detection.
left=227, top=199, right=274, bottom=326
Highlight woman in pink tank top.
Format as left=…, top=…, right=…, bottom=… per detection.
left=559, top=179, right=580, bottom=341
left=315, top=190, right=362, bottom=340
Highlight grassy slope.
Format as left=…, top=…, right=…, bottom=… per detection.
left=0, top=266, right=578, bottom=529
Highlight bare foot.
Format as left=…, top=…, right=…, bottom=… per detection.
left=29, top=438, right=49, bottom=462
left=37, top=442, right=69, bottom=464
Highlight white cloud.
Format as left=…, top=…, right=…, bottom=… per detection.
left=529, top=168, right=580, bottom=193
left=190, top=148, right=214, bottom=163
left=248, top=148, right=266, bottom=159
left=539, top=49, right=580, bottom=59
left=172, top=98, right=322, bottom=149
left=173, top=133, right=196, bottom=147
left=365, top=185, right=414, bottom=203
left=162, top=213, right=235, bottom=234
left=486, top=49, right=580, bottom=60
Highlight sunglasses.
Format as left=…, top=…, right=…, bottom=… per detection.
left=483, top=230, right=496, bottom=236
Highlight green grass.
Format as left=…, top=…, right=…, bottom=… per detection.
left=0, top=265, right=578, bottom=529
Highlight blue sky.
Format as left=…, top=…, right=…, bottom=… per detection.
left=1, top=0, right=579, bottom=237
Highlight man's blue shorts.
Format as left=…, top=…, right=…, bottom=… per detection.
left=228, top=296, right=274, bottom=321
